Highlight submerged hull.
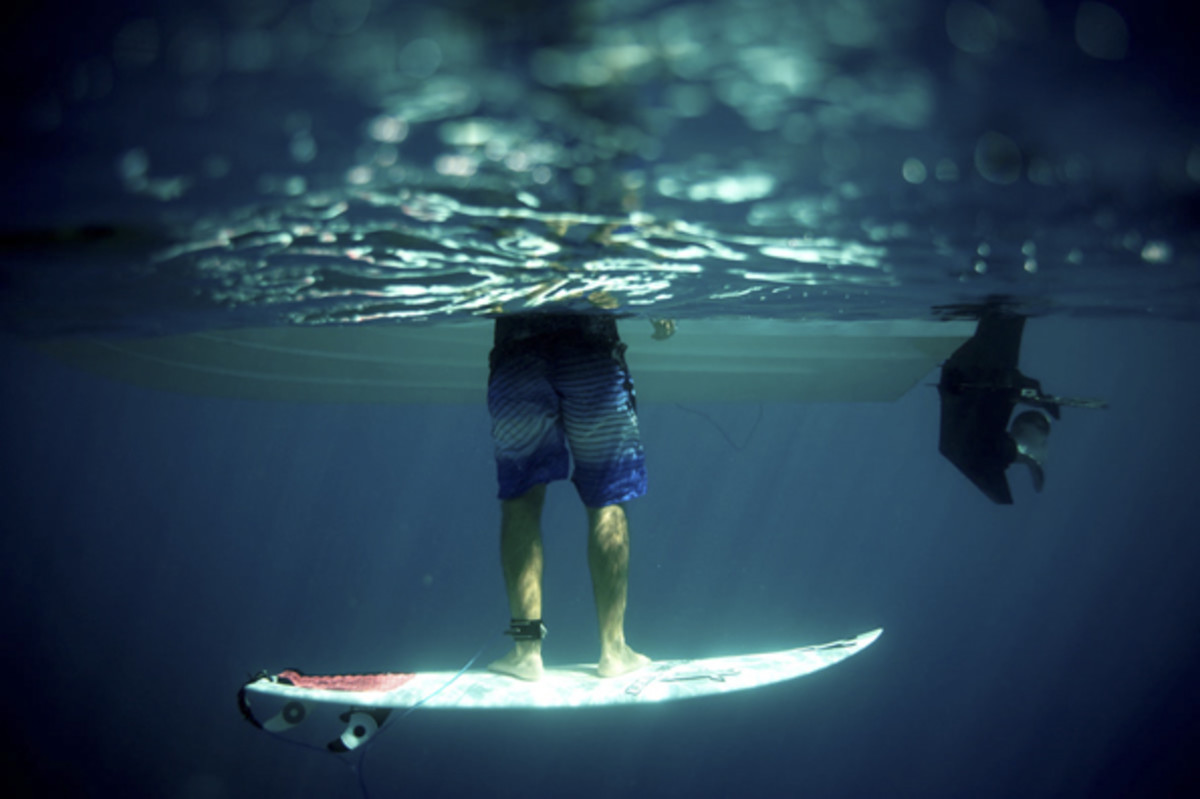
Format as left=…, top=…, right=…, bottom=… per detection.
left=34, top=319, right=972, bottom=404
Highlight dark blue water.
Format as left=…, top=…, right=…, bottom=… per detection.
left=3, top=1, right=1200, bottom=797
left=5, top=317, right=1200, bottom=798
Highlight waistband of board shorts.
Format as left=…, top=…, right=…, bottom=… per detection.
left=492, top=313, right=621, bottom=350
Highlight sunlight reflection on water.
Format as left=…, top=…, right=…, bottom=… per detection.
left=2, top=0, right=1197, bottom=332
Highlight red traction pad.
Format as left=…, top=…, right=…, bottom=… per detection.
left=277, top=670, right=417, bottom=692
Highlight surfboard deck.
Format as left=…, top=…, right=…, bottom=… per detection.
left=239, top=629, right=882, bottom=751
left=35, top=319, right=971, bottom=404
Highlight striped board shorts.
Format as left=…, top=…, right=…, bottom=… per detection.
left=487, top=315, right=647, bottom=507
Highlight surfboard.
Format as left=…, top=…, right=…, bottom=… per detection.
left=238, top=629, right=882, bottom=752
left=34, top=319, right=971, bottom=404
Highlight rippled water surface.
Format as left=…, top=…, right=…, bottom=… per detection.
left=2, top=0, right=1197, bottom=333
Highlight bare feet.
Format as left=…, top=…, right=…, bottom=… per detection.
left=488, top=646, right=544, bottom=682
left=598, top=643, right=650, bottom=678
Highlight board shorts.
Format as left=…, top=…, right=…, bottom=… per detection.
left=487, top=315, right=647, bottom=507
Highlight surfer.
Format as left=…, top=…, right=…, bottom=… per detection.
left=486, top=313, right=657, bottom=681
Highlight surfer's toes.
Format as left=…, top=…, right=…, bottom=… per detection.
left=488, top=650, right=544, bottom=682
left=598, top=647, right=650, bottom=678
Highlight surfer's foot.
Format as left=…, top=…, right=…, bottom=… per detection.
left=488, top=647, right=544, bottom=682
left=598, top=643, right=650, bottom=678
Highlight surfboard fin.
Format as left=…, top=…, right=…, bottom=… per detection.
left=329, top=708, right=392, bottom=753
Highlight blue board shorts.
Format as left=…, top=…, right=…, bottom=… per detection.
left=487, top=315, right=647, bottom=507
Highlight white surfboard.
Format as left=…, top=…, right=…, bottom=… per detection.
left=238, top=629, right=882, bottom=752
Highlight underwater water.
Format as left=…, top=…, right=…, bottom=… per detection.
left=2, top=1, right=1199, bottom=797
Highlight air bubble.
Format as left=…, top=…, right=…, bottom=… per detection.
left=1141, top=241, right=1172, bottom=264
left=118, top=148, right=150, bottom=181
left=946, top=1, right=998, bottom=54
left=1076, top=3, right=1128, bottom=61
left=902, top=158, right=927, bottom=184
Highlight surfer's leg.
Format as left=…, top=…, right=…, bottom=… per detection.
left=552, top=333, right=648, bottom=677
left=587, top=504, right=650, bottom=678
left=489, top=484, right=547, bottom=681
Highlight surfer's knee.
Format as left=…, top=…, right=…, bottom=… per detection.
left=586, top=505, right=629, bottom=560
left=586, top=503, right=626, bottom=530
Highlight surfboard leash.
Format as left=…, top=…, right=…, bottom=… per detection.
left=355, top=634, right=501, bottom=799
